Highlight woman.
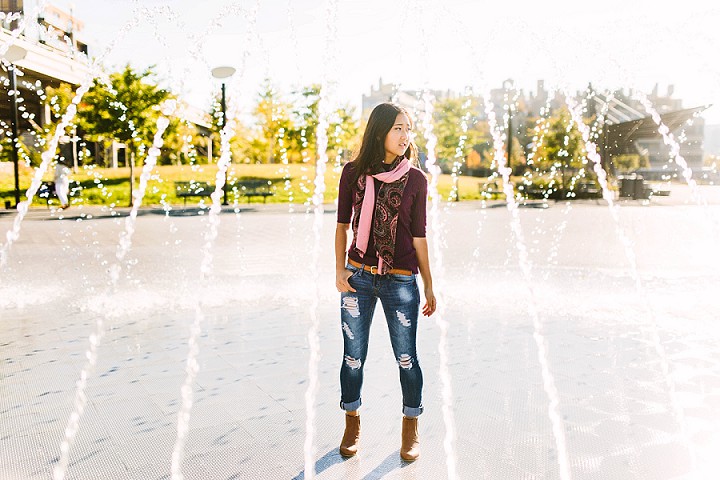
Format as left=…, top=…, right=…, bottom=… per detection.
left=335, top=102, right=436, bottom=462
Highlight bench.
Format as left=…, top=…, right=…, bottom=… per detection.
left=479, top=181, right=506, bottom=199
left=175, top=181, right=215, bottom=206
left=648, top=183, right=671, bottom=197
left=175, top=179, right=276, bottom=206
left=574, top=182, right=602, bottom=199
left=227, top=179, right=275, bottom=203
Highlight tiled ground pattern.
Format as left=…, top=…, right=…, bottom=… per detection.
left=1, top=190, right=720, bottom=479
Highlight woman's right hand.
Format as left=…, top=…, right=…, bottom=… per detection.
left=336, top=269, right=357, bottom=293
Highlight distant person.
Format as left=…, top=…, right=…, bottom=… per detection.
left=54, top=137, right=72, bottom=209
left=334, top=102, right=436, bottom=462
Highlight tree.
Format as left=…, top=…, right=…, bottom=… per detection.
left=157, top=115, right=198, bottom=166
left=28, top=83, right=76, bottom=167
left=78, top=65, right=172, bottom=203
left=430, top=96, right=493, bottom=175
left=327, top=105, right=360, bottom=165
left=252, top=79, right=292, bottom=164
left=532, top=106, right=588, bottom=194
left=612, top=153, right=649, bottom=173
left=242, top=82, right=360, bottom=166
left=288, top=84, right=320, bottom=163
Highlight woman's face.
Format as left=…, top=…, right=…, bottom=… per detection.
left=383, top=113, right=411, bottom=162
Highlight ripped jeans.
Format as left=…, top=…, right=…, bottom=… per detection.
left=339, top=263, right=424, bottom=417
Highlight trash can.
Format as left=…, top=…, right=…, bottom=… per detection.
left=619, top=174, right=646, bottom=199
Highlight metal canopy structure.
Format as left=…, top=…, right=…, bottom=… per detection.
left=599, top=105, right=708, bottom=160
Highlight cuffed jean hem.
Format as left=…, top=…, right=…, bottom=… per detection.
left=403, top=404, right=424, bottom=417
left=340, top=398, right=362, bottom=412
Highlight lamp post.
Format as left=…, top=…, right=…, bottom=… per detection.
left=503, top=79, right=514, bottom=176
left=3, top=44, right=28, bottom=208
left=211, top=66, right=236, bottom=206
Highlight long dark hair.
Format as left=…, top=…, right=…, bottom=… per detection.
left=350, top=102, right=418, bottom=184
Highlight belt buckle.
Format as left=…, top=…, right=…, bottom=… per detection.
left=369, top=265, right=377, bottom=275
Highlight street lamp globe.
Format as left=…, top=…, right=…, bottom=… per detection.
left=211, top=66, right=236, bottom=80
left=3, top=44, right=27, bottom=63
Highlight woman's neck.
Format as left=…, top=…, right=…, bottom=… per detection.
left=383, top=154, right=398, bottom=164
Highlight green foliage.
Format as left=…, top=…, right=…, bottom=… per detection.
left=230, top=81, right=360, bottom=166
left=250, top=79, right=293, bottom=164
left=420, top=95, right=493, bottom=174
left=157, top=116, right=197, bottom=166
left=531, top=107, right=586, bottom=174
left=45, top=83, right=76, bottom=125
left=288, top=84, right=320, bottom=162
left=433, top=97, right=469, bottom=171
left=611, top=153, right=649, bottom=172
left=327, top=105, right=360, bottom=165
left=78, top=65, right=173, bottom=163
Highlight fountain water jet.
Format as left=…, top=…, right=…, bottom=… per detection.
left=167, top=5, right=262, bottom=475
left=633, top=91, right=712, bottom=209
left=565, top=92, right=698, bottom=473
left=170, top=101, right=234, bottom=480
left=420, top=89, right=459, bottom=480
left=52, top=100, right=175, bottom=480
left=522, top=91, right=555, bottom=201
left=411, top=3, right=460, bottom=475
left=303, top=2, right=337, bottom=478
left=447, top=93, right=472, bottom=203
left=483, top=93, right=572, bottom=480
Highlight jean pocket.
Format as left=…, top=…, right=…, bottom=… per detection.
left=346, top=264, right=361, bottom=277
left=391, top=273, right=415, bottom=284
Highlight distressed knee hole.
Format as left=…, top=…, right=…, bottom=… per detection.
left=342, top=322, right=355, bottom=339
left=397, top=354, right=414, bottom=370
left=396, top=310, right=411, bottom=327
left=342, top=296, right=360, bottom=318
left=344, top=355, right=362, bottom=370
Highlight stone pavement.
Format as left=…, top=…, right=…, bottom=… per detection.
left=1, top=185, right=720, bottom=479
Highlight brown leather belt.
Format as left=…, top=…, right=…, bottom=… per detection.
left=348, top=258, right=413, bottom=276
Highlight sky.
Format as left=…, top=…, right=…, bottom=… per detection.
left=46, top=0, right=720, bottom=123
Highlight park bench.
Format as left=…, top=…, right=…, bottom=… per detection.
left=647, top=183, right=671, bottom=197
left=479, top=181, right=505, bottom=199
left=228, top=178, right=275, bottom=203
left=574, top=182, right=602, bottom=199
left=175, top=181, right=214, bottom=205
left=175, top=179, right=275, bottom=206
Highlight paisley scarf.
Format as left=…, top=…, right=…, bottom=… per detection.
left=353, top=157, right=410, bottom=273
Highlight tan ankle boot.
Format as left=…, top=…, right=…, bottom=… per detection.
left=400, top=416, right=420, bottom=461
left=339, top=413, right=360, bottom=457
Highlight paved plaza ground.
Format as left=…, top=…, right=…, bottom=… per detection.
left=1, top=184, right=720, bottom=479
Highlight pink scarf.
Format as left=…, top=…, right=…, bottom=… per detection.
left=355, top=158, right=411, bottom=273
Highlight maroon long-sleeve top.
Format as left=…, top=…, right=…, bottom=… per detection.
left=337, top=162, right=427, bottom=274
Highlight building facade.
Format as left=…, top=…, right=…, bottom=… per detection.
left=2, top=0, right=91, bottom=144
left=361, top=78, right=453, bottom=122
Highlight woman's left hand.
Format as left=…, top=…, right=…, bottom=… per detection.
left=422, top=286, right=436, bottom=317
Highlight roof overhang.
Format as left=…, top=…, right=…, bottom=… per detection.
left=1, top=29, right=92, bottom=86
left=601, top=105, right=709, bottom=157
